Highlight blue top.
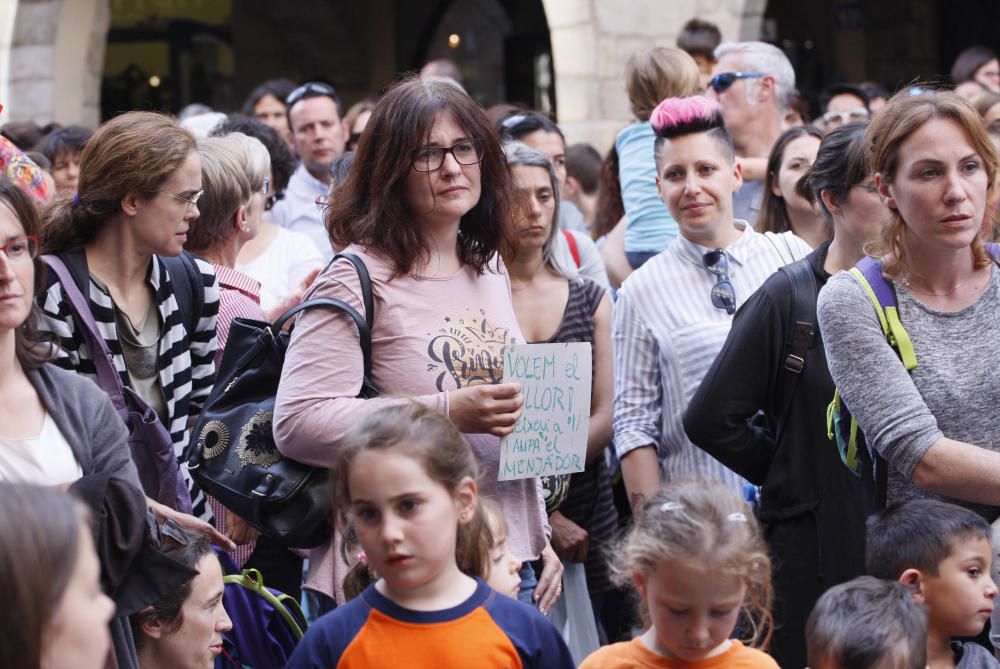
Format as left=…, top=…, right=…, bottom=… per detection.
left=617, top=122, right=678, bottom=254
left=285, top=578, right=574, bottom=668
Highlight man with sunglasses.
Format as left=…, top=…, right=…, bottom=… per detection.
left=269, top=81, right=348, bottom=261
left=707, top=42, right=795, bottom=226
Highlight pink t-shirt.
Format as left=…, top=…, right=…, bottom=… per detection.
left=274, top=245, right=549, bottom=597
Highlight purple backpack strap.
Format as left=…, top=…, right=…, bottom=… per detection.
left=988, top=242, right=1000, bottom=262
left=854, top=255, right=897, bottom=310
left=41, top=255, right=129, bottom=422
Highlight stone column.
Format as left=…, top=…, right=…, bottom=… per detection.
left=3, top=0, right=108, bottom=128
left=543, top=0, right=757, bottom=153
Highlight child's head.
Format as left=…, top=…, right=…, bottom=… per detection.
left=479, top=496, right=521, bottom=598
left=866, top=499, right=997, bottom=639
left=331, top=402, right=492, bottom=597
left=624, top=46, right=700, bottom=122
left=676, top=19, right=723, bottom=89
left=610, top=480, right=773, bottom=661
left=807, top=576, right=927, bottom=669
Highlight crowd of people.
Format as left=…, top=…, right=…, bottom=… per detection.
left=3, top=15, right=1000, bottom=669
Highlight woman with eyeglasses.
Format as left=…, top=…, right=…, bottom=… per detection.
left=0, top=177, right=199, bottom=669
left=684, top=122, right=885, bottom=669
left=612, top=96, right=810, bottom=517
left=37, top=112, right=227, bottom=536
left=756, top=125, right=828, bottom=249
left=274, top=74, right=563, bottom=613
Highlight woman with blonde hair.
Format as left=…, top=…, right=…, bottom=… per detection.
left=819, top=91, right=1000, bottom=517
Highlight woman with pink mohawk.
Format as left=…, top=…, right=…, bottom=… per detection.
left=611, top=95, right=810, bottom=519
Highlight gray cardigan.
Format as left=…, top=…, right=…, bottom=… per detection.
left=26, top=363, right=140, bottom=490
left=28, top=363, right=144, bottom=669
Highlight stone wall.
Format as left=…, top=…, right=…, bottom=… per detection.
left=0, top=0, right=759, bottom=141
left=544, top=0, right=763, bottom=152
left=4, top=0, right=108, bottom=127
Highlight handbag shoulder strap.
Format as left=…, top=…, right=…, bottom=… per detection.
left=322, top=252, right=374, bottom=330
left=41, top=254, right=129, bottom=419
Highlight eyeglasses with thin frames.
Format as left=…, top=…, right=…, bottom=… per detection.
left=703, top=249, right=736, bottom=315
left=411, top=139, right=485, bottom=172
left=0, top=235, right=38, bottom=262
left=161, top=189, right=204, bottom=208
left=315, top=195, right=330, bottom=214
left=708, top=72, right=764, bottom=94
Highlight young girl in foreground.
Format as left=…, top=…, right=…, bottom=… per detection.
left=580, top=480, right=778, bottom=669
left=286, top=402, right=574, bottom=669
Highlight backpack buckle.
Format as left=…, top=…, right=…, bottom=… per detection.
left=784, top=353, right=805, bottom=373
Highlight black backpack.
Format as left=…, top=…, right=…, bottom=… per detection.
left=184, top=254, right=377, bottom=548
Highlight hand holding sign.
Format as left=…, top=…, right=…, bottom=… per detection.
left=448, top=382, right=524, bottom=437
left=499, top=343, right=592, bottom=481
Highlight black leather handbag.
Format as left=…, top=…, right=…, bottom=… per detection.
left=184, top=254, right=377, bottom=548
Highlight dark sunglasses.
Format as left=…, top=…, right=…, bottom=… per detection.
left=703, top=249, right=736, bottom=315
left=708, top=72, right=764, bottom=94
left=286, top=82, right=338, bottom=107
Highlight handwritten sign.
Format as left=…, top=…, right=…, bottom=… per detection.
left=499, top=342, right=592, bottom=481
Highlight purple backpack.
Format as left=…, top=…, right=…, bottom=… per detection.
left=214, top=549, right=307, bottom=669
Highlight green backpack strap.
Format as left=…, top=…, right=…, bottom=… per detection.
left=224, top=568, right=308, bottom=640
left=847, top=267, right=917, bottom=371
left=827, top=257, right=917, bottom=479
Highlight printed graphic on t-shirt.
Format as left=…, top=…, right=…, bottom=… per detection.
left=426, top=310, right=516, bottom=390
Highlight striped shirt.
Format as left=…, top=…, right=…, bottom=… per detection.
left=612, top=222, right=809, bottom=492
left=38, top=253, right=219, bottom=517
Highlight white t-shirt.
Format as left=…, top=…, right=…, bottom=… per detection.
left=0, top=413, right=82, bottom=486
left=237, top=226, right=325, bottom=316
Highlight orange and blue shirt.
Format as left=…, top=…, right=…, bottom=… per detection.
left=285, top=579, right=574, bottom=668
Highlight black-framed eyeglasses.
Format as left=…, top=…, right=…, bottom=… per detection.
left=285, top=82, right=338, bottom=108
left=708, top=72, right=764, bottom=94
left=411, top=139, right=484, bottom=172
left=853, top=181, right=878, bottom=194
left=0, top=235, right=38, bottom=261
left=703, top=249, right=736, bottom=315
left=161, top=189, right=204, bottom=208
